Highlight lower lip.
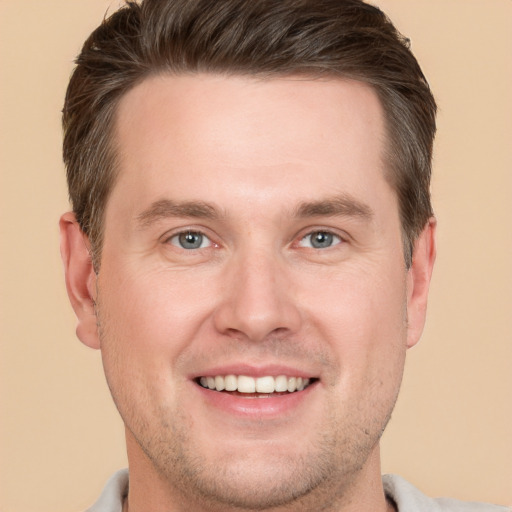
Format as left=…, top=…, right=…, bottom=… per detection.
left=194, top=381, right=318, bottom=418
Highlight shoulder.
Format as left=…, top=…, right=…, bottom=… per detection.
left=85, top=469, right=129, bottom=512
left=383, top=474, right=510, bottom=512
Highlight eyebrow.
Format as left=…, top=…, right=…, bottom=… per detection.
left=136, top=199, right=221, bottom=228
left=294, top=194, right=374, bottom=221
left=136, top=193, right=373, bottom=229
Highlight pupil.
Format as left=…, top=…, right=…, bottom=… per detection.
left=179, top=232, right=202, bottom=249
left=312, top=232, right=332, bottom=248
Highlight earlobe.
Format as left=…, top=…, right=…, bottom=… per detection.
left=406, top=217, right=437, bottom=349
left=59, top=212, right=100, bottom=349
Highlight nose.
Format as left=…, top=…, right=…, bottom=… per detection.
left=213, top=249, right=302, bottom=343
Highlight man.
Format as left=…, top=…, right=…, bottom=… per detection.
left=59, top=1, right=508, bottom=511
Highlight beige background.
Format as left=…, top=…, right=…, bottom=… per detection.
left=1, top=1, right=511, bottom=510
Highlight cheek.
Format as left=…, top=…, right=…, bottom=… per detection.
left=299, top=262, right=408, bottom=379
left=95, top=264, right=226, bottom=409
left=99, top=266, right=212, bottom=349
left=94, top=272, right=198, bottom=424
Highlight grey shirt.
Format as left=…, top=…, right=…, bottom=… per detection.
left=86, top=469, right=510, bottom=512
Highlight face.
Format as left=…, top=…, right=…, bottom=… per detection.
left=64, top=74, right=434, bottom=511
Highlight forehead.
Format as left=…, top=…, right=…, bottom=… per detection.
left=115, top=73, right=385, bottom=157
left=110, top=73, right=391, bottom=219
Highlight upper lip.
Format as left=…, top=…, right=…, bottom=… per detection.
left=190, top=363, right=318, bottom=379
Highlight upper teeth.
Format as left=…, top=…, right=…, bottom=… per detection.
left=199, top=375, right=311, bottom=393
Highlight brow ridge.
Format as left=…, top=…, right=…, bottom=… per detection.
left=136, top=199, right=220, bottom=228
left=136, top=194, right=373, bottom=230
left=294, top=195, right=373, bottom=220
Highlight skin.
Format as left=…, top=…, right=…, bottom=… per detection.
left=60, top=74, right=435, bottom=512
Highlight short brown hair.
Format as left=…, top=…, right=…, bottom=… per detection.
left=63, top=0, right=436, bottom=269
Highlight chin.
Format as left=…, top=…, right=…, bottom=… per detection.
left=140, top=423, right=372, bottom=511
left=167, top=452, right=335, bottom=510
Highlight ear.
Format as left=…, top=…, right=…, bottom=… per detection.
left=59, top=212, right=100, bottom=349
left=406, top=217, right=437, bottom=349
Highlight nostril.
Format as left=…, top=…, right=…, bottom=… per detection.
left=212, top=273, right=302, bottom=343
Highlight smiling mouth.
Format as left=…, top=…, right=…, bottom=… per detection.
left=197, top=375, right=316, bottom=395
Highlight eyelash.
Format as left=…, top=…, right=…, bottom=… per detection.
left=164, top=228, right=345, bottom=252
left=167, top=230, right=214, bottom=250
left=297, top=230, right=344, bottom=249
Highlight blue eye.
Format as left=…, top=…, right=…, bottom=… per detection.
left=170, top=231, right=211, bottom=250
left=299, top=231, right=341, bottom=249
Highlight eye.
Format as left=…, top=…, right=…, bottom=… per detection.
left=299, top=230, right=342, bottom=249
left=169, top=231, right=212, bottom=250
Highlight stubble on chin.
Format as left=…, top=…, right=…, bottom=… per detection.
left=125, top=383, right=398, bottom=512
